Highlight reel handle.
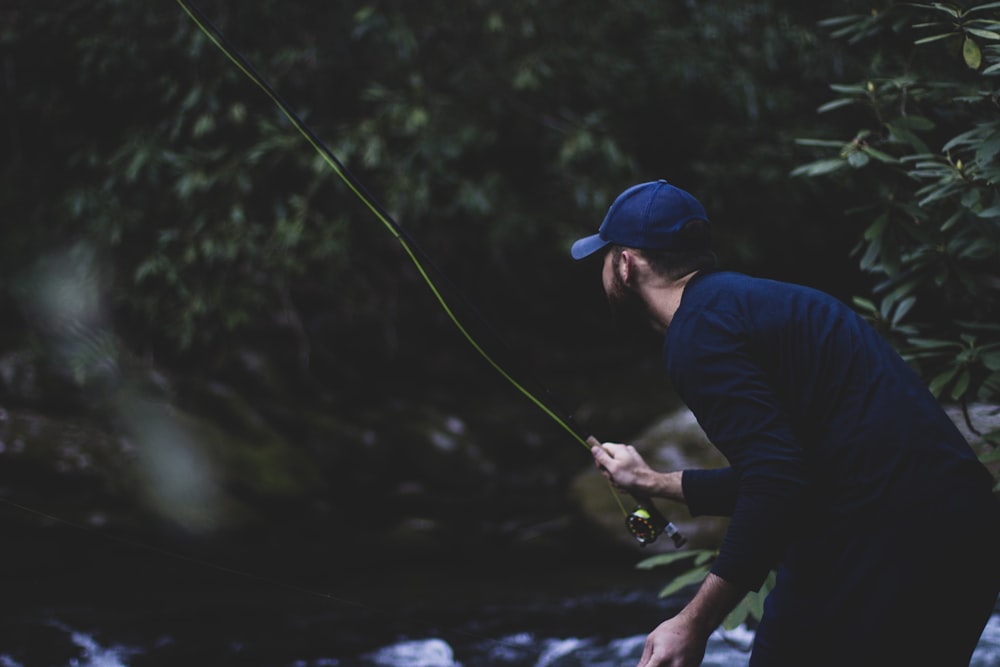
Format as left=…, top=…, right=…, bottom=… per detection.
left=587, top=436, right=687, bottom=548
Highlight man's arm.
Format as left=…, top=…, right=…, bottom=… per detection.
left=591, top=443, right=741, bottom=517
left=591, top=443, right=685, bottom=503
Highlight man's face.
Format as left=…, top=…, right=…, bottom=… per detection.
left=601, top=248, right=621, bottom=301
left=602, top=248, right=650, bottom=332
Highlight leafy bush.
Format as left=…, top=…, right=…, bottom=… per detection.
left=794, top=2, right=1000, bottom=469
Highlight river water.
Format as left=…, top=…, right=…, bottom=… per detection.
left=5, top=599, right=999, bottom=667
left=3, top=543, right=998, bottom=667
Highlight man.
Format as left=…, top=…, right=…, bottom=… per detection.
left=571, top=180, right=1000, bottom=667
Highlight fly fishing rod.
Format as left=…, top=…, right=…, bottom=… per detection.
left=175, top=0, right=684, bottom=548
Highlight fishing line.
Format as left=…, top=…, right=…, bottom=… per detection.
left=3, top=7, right=692, bottom=660
left=173, top=0, right=685, bottom=546
left=173, top=0, right=590, bottom=450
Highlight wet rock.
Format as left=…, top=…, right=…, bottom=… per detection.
left=945, top=402, right=1000, bottom=481
left=0, top=405, right=135, bottom=513
left=0, top=379, right=328, bottom=535
left=0, top=349, right=42, bottom=403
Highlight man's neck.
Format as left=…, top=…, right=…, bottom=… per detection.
left=646, top=270, right=700, bottom=333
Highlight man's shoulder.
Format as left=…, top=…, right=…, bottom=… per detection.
left=678, top=271, right=851, bottom=333
left=684, top=271, right=779, bottom=303
left=692, top=271, right=837, bottom=304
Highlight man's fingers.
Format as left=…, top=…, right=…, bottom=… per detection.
left=592, top=448, right=613, bottom=479
left=591, top=443, right=615, bottom=465
left=636, top=637, right=654, bottom=667
left=597, top=442, right=628, bottom=458
left=592, top=442, right=632, bottom=475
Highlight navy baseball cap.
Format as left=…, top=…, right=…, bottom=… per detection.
left=570, top=180, right=709, bottom=260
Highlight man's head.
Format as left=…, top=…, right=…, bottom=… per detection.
left=572, top=180, right=717, bottom=332
left=570, top=180, right=711, bottom=261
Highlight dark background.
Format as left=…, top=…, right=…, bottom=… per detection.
left=0, top=0, right=887, bottom=615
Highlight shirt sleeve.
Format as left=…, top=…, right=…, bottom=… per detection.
left=682, top=467, right=738, bottom=517
left=670, top=310, right=810, bottom=592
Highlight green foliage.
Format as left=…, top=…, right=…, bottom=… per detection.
left=637, top=549, right=776, bottom=630
left=2, top=0, right=861, bottom=386
left=3, top=1, right=364, bottom=360
left=794, top=2, right=1000, bottom=461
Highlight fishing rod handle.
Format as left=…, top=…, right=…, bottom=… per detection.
left=586, top=436, right=687, bottom=548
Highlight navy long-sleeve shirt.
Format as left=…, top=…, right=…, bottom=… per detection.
left=665, top=271, right=992, bottom=592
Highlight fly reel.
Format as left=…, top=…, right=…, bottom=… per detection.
left=626, top=505, right=687, bottom=548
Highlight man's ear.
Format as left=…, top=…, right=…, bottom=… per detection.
left=618, top=249, right=634, bottom=285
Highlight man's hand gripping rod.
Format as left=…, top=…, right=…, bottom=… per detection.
left=586, top=436, right=686, bottom=548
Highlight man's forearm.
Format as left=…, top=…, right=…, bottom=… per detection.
left=676, top=572, right=747, bottom=636
left=590, top=441, right=689, bottom=504
left=649, top=470, right=686, bottom=504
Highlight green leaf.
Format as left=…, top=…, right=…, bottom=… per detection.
left=852, top=296, right=876, bottom=311
left=959, top=238, right=996, bottom=260
left=860, top=146, right=900, bottom=163
left=858, top=235, right=882, bottom=271
left=858, top=235, right=882, bottom=272
left=929, top=366, right=959, bottom=397
left=915, top=33, right=957, bottom=46
left=951, top=369, right=972, bottom=400
left=694, top=550, right=716, bottom=566
left=979, top=447, right=1000, bottom=463
left=848, top=150, right=871, bottom=168
left=658, top=564, right=711, bottom=599
left=818, top=98, right=862, bottom=113
left=976, top=204, right=1000, bottom=218
left=791, top=159, right=847, bottom=177
left=887, top=126, right=931, bottom=153
left=829, top=83, right=869, bottom=94
left=864, top=215, right=889, bottom=242
left=981, top=351, right=1000, bottom=371
left=883, top=279, right=920, bottom=306
left=723, top=595, right=753, bottom=631
left=881, top=231, right=902, bottom=275
left=756, top=570, right=777, bottom=615
left=795, top=138, right=850, bottom=148
left=964, top=36, right=984, bottom=69
left=818, top=15, right=869, bottom=28
left=748, top=589, right=765, bottom=624
left=192, top=113, right=215, bottom=138
left=967, top=29, right=1000, bottom=40
left=891, top=116, right=936, bottom=132
left=967, top=2, right=1000, bottom=16
left=975, top=134, right=1000, bottom=166
left=944, top=127, right=988, bottom=152
left=892, top=297, right=917, bottom=327
left=636, top=550, right=702, bottom=570
left=927, top=3, right=961, bottom=18
left=878, top=292, right=894, bottom=321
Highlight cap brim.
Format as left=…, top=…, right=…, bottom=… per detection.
left=570, top=234, right=610, bottom=260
